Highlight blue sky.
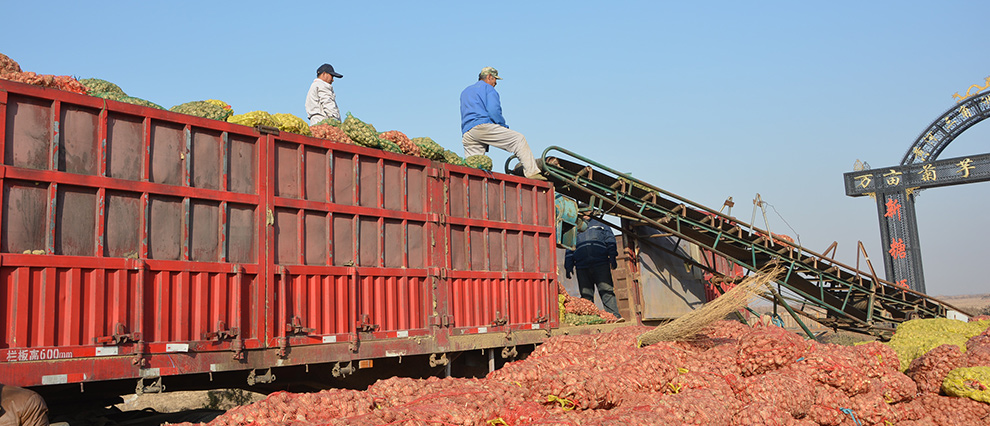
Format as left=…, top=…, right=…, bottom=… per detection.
left=4, top=1, right=989, bottom=296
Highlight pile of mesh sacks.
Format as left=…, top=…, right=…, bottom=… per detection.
left=309, top=113, right=493, bottom=170
left=171, top=316, right=990, bottom=426
left=558, top=283, right=619, bottom=325
left=0, top=53, right=88, bottom=95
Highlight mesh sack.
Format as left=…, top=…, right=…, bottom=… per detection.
left=379, top=130, right=419, bottom=156
left=465, top=154, right=493, bottom=170
left=314, top=117, right=342, bottom=128
left=310, top=124, right=354, bottom=145
left=169, top=101, right=230, bottom=121
left=942, top=366, right=990, bottom=403
left=79, top=78, right=125, bottom=96
left=905, top=343, right=965, bottom=393
left=0, top=52, right=22, bottom=74
left=228, top=110, right=277, bottom=127
left=203, top=99, right=234, bottom=120
left=442, top=149, right=464, bottom=166
left=341, top=112, right=379, bottom=148
left=272, top=113, right=313, bottom=136
left=411, top=137, right=444, bottom=160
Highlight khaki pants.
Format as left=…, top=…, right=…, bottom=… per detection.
left=462, top=124, right=541, bottom=177
left=0, top=385, right=48, bottom=426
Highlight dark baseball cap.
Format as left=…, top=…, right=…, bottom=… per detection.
left=317, top=63, right=343, bottom=78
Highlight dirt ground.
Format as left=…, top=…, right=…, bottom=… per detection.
left=115, top=389, right=265, bottom=413
left=933, top=293, right=990, bottom=315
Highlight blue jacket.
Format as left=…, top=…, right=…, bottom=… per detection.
left=460, top=80, right=507, bottom=134
left=564, top=219, right=618, bottom=273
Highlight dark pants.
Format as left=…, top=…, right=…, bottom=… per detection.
left=576, top=264, right=620, bottom=318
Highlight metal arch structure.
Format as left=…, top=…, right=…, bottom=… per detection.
left=843, top=84, right=990, bottom=294
left=902, top=84, right=990, bottom=165
left=901, top=77, right=990, bottom=166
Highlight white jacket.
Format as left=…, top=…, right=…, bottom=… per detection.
left=305, top=78, right=339, bottom=125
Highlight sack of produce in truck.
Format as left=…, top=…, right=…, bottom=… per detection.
left=228, top=110, right=278, bottom=127
left=169, top=101, right=231, bottom=121
left=273, top=113, right=313, bottom=136
left=342, top=112, right=380, bottom=148
left=412, top=137, right=445, bottom=160
left=380, top=130, right=420, bottom=156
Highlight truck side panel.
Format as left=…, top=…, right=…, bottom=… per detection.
left=0, top=80, right=559, bottom=390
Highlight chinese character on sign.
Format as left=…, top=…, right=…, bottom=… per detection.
left=883, top=169, right=902, bottom=186
left=982, top=95, right=990, bottom=108
left=923, top=132, right=938, bottom=147
left=959, top=105, right=974, bottom=119
left=911, top=147, right=929, bottom=162
left=956, top=158, right=974, bottom=178
left=888, top=238, right=907, bottom=259
left=17, top=350, right=29, bottom=362
left=854, top=174, right=873, bottom=189
left=896, top=279, right=908, bottom=288
left=884, top=198, right=902, bottom=220
left=919, top=164, right=936, bottom=182
left=944, top=116, right=959, bottom=129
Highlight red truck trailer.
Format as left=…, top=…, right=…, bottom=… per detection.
left=0, top=79, right=628, bottom=405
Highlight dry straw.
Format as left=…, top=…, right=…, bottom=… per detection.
left=637, top=266, right=783, bottom=347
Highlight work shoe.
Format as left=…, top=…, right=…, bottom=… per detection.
left=525, top=173, right=548, bottom=181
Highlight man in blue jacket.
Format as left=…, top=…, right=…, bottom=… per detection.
left=564, top=214, right=621, bottom=318
left=459, top=67, right=545, bottom=180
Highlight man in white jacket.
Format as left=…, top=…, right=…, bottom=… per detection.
left=305, top=63, right=343, bottom=125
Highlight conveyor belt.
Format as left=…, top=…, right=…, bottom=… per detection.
left=534, top=146, right=969, bottom=338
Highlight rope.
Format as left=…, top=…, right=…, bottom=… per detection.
left=840, top=408, right=863, bottom=426
left=771, top=313, right=786, bottom=328
left=547, top=395, right=576, bottom=411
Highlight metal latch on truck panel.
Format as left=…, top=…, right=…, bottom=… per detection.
left=285, top=315, right=315, bottom=336
left=427, top=267, right=447, bottom=280
left=491, top=311, right=507, bottom=327
left=428, top=353, right=448, bottom=367
left=427, top=167, right=445, bottom=180
left=427, top=213, right=446, bottom=226
left=332, top=361, right=356, bottom=378
left=96, top=323, right=140, bottom=345
left=247, top=368, right=275, bottom=386
left=135, top=377, right=164, bottom=396
left=203, top=320, right=239, bottom=341
left=355, top=314, right=379, bottom=333
left=501, top=346, right=518, bottom=359
left=428, top=314, right=454, bottom=328
left=255, top=125, right=279, bottom=135
left=202, top=320, right=244, bottom=359
left=230, top=337, right=245, bottom=360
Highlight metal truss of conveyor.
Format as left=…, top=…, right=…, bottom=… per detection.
left=539, top=146, right=968, bottom=338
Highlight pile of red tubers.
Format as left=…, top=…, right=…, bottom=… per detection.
left=178, top=320, right=990, bottom=425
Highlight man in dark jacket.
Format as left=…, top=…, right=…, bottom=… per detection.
left=564, top=215, right=620, bottom=318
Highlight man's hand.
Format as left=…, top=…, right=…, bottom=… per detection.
left=566, top=270, right=572, bottom=279
left=610, top=259, right=618, bottom=270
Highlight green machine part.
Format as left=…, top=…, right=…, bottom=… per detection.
left=555, top=194, right=579, bottom=250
